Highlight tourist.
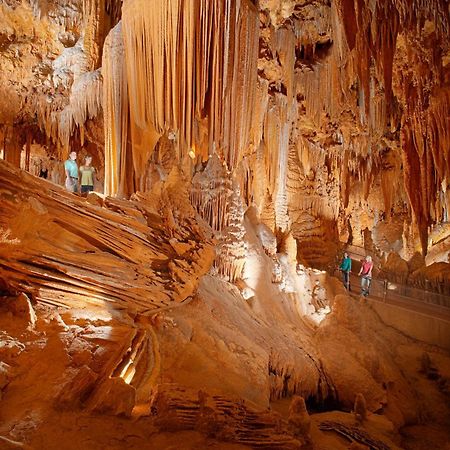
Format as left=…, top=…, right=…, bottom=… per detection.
left=339, top=252, right=352, bottom=290
left=39, top=160, right=48, bottom=179
left=64, top=151, right=78, bottom=192
left=358, top=255, right=373, bottom=297
left=79, top=155, right=96, bottom=194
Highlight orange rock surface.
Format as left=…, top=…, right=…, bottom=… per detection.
left=0, top=1, right=449, bottom=449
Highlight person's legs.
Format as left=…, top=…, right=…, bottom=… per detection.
left=361, top=276, right=371, bottom=296
left=65, top=177, right=78, bottom=192
left=365, top=277, right=371, bottom=295
left=81, top=185, right=94, bottom=194
left=361, top=276, right=368, bottom=295
left=343, top=271, right=350, bottom=290
left=65, top=177, right=73, bottom=192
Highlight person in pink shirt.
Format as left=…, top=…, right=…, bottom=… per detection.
left=358, top=255, right=373, bottom=297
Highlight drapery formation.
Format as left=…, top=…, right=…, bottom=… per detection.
left=103, top=0, right=260, bottom=196
left=100, top=0, right=449, bottom=254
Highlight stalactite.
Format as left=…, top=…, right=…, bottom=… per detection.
left=332, top=0, right=450, bottom=253
left=23, top=0, right=122, bottom=161
left=263, top=94, right=294, bottom=231
left=290, top=137, right=340, bottom=222
left=20, top=0, right=448, bottom=269
left=113, top=0, right=259, bottom=187
left=29, top=0, right=46, bottom=18
left=2, top=126, right=22, bottom=168
left=268, top=351, right=325, bottom=404
left=248, top=78, right=270, bottom=159
left=102, top=22, right=128, bottom=197
left=221, top=1, right=260, bottom=169
left=84, top=0, right=123, bottom=39
left=32, top=32, right=105, bottom=158
left=28, top=0, right=83, bottom=28
left=71, top=70, right=103, bottom=126
left=40, top=68, right=103, bottom=154
left=294, top=3, right=346, bottom=127
left=83, top=0, right=107, bottom=70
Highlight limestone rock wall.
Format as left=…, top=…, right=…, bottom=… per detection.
left=1, top=1, right=449, bottom=263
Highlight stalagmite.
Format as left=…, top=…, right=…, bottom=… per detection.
left=288, top=396, right=311, bottom=442
left=354, top=393, right=368, bottom=424
left=214, top=186, right=247, bottom=282
left=265, top=94, right=293, bottom=232
left=190, top=153, right=232, bottom=234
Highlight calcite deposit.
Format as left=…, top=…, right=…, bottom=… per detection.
left=0, top=0, right=449, bottom=449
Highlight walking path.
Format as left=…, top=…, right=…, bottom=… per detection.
left=343, top=272, right=450, bottom=322
left=337, top=244, right=450, bottom=315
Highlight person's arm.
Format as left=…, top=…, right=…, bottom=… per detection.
left=368, top=263, right=373, bottom=277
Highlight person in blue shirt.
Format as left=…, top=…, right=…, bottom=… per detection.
left=339, top=252, right=352, bottom=290
left=64, top=151, right=79, bottom=193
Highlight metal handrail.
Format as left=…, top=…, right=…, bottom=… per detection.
left=344, top=243, right=373, bottom=254
left=339, top=244, right=450, bottom=302
left=332, top=269, right=450, bottom=309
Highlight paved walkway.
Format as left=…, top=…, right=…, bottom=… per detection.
left=342, top=272, right=450, bottom=322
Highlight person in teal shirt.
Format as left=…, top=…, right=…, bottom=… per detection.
left=64, top=151, right=79, bottom=192
left=339, top=252, right=352, bottom=290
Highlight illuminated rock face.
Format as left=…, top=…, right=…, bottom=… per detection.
left=1, top=0, right=449, bottom=257
left=0, top=162, right=449, bottom=449
left=0, top=161, right=214, bottom=310
left=0, top=1, right=450, bottom=449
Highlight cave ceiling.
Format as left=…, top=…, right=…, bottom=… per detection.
left=0, top=0, right=449, bottom=256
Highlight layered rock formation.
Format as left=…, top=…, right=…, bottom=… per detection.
left=0, top=161, right=214, bottom=310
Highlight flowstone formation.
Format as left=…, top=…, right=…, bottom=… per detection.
left=0, top=1, right=450, bottom=449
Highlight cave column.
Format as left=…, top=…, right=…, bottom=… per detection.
left=25, top=131, right=31, bottom=172
left=3, top=126, right=22, bottom=168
